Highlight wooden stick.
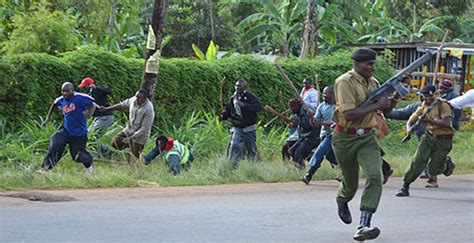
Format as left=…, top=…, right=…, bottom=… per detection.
left=264, top=105, right=291, bottom=128
left=432, top=30, right=450, bottom=84
left=314, top=74, right=321, bottom=101
left=264, top=105, right=291, bottom=123
left=219, top=76, right=226, bottom=112
left=276, top=64, right=300, bottom=97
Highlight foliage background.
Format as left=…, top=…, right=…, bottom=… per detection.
left=0, top=46, right=395, bottom=129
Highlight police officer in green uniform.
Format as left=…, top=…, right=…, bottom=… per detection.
left=332, top=48, right=393, bottom=241
left=396, top=85, right=455, bottom=196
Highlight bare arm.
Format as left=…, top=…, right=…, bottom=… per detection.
left=100, top=103, right=124, bottom=112
left=41, top=102, right=57, bottom=126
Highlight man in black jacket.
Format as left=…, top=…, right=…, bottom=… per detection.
left=79, top=77, right=114, bottom=154
left=219, top=79, right=262, bottom=169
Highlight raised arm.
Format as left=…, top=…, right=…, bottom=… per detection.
left=41, top=102, right=57, bottom=127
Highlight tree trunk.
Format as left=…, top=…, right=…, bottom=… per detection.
left=299, top=0, right=315, bottom=59
left=141, top=0, right=167, bottom=101
left=107, top=0, right=118, bottom=51
left=207, top=0, right=215, bottom=41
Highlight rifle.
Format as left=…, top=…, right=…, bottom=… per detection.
left=401, top=104, right=434, bottom=143
left=360, top=49, right=439, bottom=108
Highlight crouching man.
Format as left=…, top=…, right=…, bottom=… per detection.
left=144, top=136, right=194, bottom=175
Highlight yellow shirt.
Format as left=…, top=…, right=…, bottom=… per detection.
left=333, top=69, right=379, bottom=128
left=408, top=98, right=454, bottom=135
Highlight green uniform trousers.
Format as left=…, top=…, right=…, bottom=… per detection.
left=332, top=130, right=382, bottom=213
left=403, top=134, right=452, bottom=184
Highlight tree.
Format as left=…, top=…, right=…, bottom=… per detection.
left=299, top=0, right=315, bottom=59
left=2, top=3, right=79, bottom=55
left=383, top=0, right=472, bottom=40
left=237, top=0, right=306, bottom=57
left=140, top=0, right=167, bottom=100
left=160, top=1, right=237, bottom=57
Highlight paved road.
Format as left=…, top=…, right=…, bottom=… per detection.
left=1, top=175, right=473, bottom=242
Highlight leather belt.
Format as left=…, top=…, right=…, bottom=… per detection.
left=428, top=132, right=453, bottom=141
left=335, top=124, right=373, bottom=136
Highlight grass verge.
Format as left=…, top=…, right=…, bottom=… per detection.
left=1, top=112, right=472, bottom=191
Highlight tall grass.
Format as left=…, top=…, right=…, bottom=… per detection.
left=0, top=111, right=472, bottom=191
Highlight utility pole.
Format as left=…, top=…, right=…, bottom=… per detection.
left=141, top=0, right=167, bottom=100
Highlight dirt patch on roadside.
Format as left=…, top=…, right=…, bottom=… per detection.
left=2, top=192, right=78, bottom=202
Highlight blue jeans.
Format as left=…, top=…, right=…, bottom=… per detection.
left=308, top=135, right=337, bottom=169
left=229, top=127, right=258, bottom=169
left=89, top=115, right=114, bottom=137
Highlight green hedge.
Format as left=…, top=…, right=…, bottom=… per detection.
left=0, top=47, right=394, bottom=129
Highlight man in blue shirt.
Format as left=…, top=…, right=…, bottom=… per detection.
left=302, top=86, right=337, bottom=184
left=38, top=82, right=95, bottom=173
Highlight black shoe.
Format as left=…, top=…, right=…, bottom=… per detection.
left=383, top=169, right=393, bottom=185
left=419, top=174, right=429, bottom=179
left=443, top=156, right=456, bottom=177
left=353, top=226, right=381, bottom=241
left=301, top=175, right=311, bottom=185
left=336, top=199, right=352, bottom=224
left=396, top=184, right=410, bottom=197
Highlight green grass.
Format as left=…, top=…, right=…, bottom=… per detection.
left=0, top=112, right=472, bottom=191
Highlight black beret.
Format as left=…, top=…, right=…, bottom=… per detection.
left=420, top=85, right=437, bottom=95
left=351, top=48, right=377, bottom=62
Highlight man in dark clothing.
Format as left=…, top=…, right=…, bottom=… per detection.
left=38, top=82, right=95, bottom=173
left=78, top=77, right=115, bottom=139
left=288, top=98, right=321, bottom=169
left=438, top=79, right=461, bottom=130
left=219, top=79, right=262, bottom=169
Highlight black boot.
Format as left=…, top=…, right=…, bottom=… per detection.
left=443, top=156, right=456, bottom=177
left=396, top=182, right=410, bottom=197
left=353, top=211, right=381, bottom=241
left=336, top=198, right=352, bottom=224
left=382, top=159, right=393, bottom=185
left=301, top=166, right=318, bottom=185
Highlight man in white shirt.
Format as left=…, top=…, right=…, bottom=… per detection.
left=299, top=78, right=319, bottom=111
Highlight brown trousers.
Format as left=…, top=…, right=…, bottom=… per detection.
left=111, top=132, right=144, bottom=159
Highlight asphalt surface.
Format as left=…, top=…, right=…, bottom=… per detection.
left=1, top=175, right=473, bottom=243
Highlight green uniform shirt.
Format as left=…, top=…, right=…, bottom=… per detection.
left=333, top=69, right=379, bottom=128
left=408, top=98, right=454, bottom=136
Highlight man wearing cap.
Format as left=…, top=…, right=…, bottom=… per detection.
left=143, top=135, right=194, bottom=175
left=438, top=79, right=461, bottom=130
left=396, top=85, right=455, bottom=196
left=99, top=89, right=155, bottom=161
left=38, top=82, right=95, bottom=173
left=78, top=78, right=114, bottom=152
left=332, top=48, right=393, bottom=241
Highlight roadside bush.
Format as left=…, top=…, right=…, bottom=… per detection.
left=0, top=47, right=395, bottom=129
